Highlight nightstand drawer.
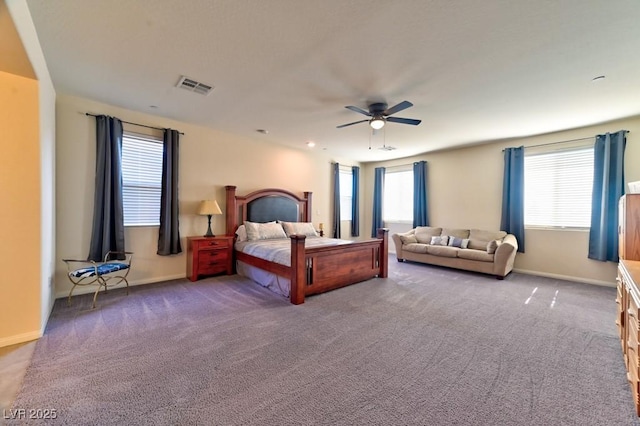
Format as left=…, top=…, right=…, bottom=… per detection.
left=198, top=250, right=227, bottom=267
left=198, top=263, right=228, bottom=275
left=195, top=239, right=229, bottom=250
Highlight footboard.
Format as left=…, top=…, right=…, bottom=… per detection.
left=290, top=229, right=388, bottom=304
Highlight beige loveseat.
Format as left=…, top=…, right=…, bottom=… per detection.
left=392, top=227, right=518, bottom=279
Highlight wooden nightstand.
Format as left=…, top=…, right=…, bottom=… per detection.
left=186, top=236, right=234, bottom=281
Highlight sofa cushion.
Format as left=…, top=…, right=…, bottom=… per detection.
left=399, top=234, right=418, bottom=244
left=441, top=228, right=470, bottom=239
left=426, top=245, right=459, bottom=258
left=457, top=249, right=494, bottom=262
left=487, top=239, right=502, bottom=254
left=414, top=227, right=442, bottom=244
left=448, top=237, right=470, bottom=249
left=468, top=229, right=507, bottom=250
left=404, top=243, right=428, bottom=254
left=430, top=235, right=449, bottom=246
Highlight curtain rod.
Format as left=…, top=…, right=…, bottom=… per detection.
left=331, top=162, right=360, bottom=169
left=524, top=136, right=595, bottom=149
left=503, top=130, right=630, bottom=151
left=85, top=113, right=184, bottom=135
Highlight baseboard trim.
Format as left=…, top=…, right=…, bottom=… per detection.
left=54, top=273, right=187, bottom=299
left=0, top=330, right=41, bottom=348
left=513, top=268, right=615, bottom=287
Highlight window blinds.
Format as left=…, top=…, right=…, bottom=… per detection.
left=524, top=147, right=594, bottom=228
left=383, top=169, right=413, bottom=222
left=121, top=133, right=164, bottom=226
left=339, top=169, right=353, bottom=221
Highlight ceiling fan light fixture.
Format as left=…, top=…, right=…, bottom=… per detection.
left=370, top=117, right=385, bottom=130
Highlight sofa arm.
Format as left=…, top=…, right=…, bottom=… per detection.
left=392, top=230, right=414, bottom=261
left=493, top=234, right=518, bottom=278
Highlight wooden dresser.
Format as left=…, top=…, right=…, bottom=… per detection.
left=617, top=194, right=640, bottom=415
left=620, top=194, right=640, bottom=261
left=186, top=236, right=234, bottom=281
left=618, top=260, right=640, bottom=416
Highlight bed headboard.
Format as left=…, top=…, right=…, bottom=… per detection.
left=225, top=186, right=312, bottom=235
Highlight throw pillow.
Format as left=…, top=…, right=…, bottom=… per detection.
left=399, top=234, right=418, bottom=245
left=280, top=221, right=318, bottom=237
left=245, top=221, right=287, bottom=241
left=430, top=235, right=449, bottom=246
left=448, top=237, right=470, bottom=249
left=235, top=225, right=247, bottom=242
left=487, top=239, right=502, bottom=254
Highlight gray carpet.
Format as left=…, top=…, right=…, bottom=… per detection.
left=8, top=258, right=640, bottom=425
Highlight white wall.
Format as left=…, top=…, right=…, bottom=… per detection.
left=55, top=94, right=355, bottom=297
left=364, top=115, right=640, bottom=286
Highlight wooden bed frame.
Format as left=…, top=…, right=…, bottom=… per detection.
left=225, top=185, right=388, bottom=304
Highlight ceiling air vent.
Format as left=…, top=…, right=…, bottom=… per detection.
left=379, top=145, right=396, bottom=151
left=176, top=76, right=214, bottom=96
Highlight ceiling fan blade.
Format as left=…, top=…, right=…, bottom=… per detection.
left=384, top=100, right=413, bottom=116
left=386, top=116, right=421, bottom=126
left=345, top=105, right=372, bottom=116
left=336, top=119, right=369, bottom=129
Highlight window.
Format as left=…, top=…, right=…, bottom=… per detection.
left=383, top=168, right=413, bottom=222
left=524, top=146, right=594, bottom=228
left=339, top=168, right=353, bottom=221
left=121, top=133, right=163, bottom=226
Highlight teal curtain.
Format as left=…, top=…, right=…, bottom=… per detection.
left=158, top=129, right=182, bottom=255
left=332, top=163, right=341, bottom=238
left=413, top=161, right=429, bottom=227
left=588, top=130, right=627, bottom=261
left=500, top=146, right=525, bottom=253
left=372, top=167, right=385, bottom=237
left=88, top=115, right=125, bottom=261
left=351, top=166, right=360, bottom=237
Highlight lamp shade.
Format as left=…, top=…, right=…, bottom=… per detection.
left=197, top=200, right=222, bottom=216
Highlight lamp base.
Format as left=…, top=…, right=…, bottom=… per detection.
left=204, top=215, right=215, bottom=237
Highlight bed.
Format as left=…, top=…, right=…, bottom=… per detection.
left=225, top=185, right=388, bottom=304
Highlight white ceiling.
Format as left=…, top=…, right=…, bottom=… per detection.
left=25, top=0, right=640, bottom=162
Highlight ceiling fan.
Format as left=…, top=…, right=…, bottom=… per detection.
left=336, top=100, right=421, bottom=130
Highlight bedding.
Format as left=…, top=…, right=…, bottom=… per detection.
left=236, top=261, right=292, bottom=297
left=235, top=236, right=351, bottom=267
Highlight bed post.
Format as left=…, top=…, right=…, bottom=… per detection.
left=377, top=228, right=389, bottom=278
left=290, top=235, right=307, bottom=305
left=303, top=191, right=312, bottom=222
left=225, top=185, right=237, bottom=235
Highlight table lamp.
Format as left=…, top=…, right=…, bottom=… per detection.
left=197, top=200, right=222, bottom=237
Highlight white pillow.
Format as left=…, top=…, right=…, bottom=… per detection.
left=280, top=221, right=318, bottom=237
left=235, top=225, right=247, bottom=242
left=245, top=221, right=287, bottom=241
left=430, top=235, right=449, bottom=246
